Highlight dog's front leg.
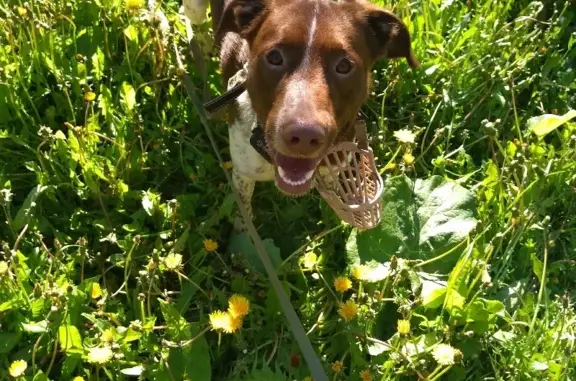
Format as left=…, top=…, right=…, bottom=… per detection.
left=232, top=170, right=255, bottom=232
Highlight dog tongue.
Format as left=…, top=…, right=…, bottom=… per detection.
left=276, top=154, right=317, bottom=182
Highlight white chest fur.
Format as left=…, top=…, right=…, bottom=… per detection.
left=228, top=85, right=275, bottom=182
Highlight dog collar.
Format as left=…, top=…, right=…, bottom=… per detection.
left=202, top=70, right=275, bottom=165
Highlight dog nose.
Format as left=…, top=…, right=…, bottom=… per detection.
left=281, top=122, right=326, bottom=156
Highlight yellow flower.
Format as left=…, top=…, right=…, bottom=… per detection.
left=384, top=162, right=397, bottom=171
left=432, top=343, right=457, bottom=366
left=302, top=252, right=318, bottom=269
left=360, top=369, right=372, bottom=381
left=209, top=310, right=242, bottom=334
left=303, top=377, right=313, bottom=381
left=8, top=360, right=27, bottom=378
left=101, top=329, right=115, bottom=343
left=403, top=152, right=415, bottom=165
left=333, top=276, right=352, bottom=293
left=397, top=319, right=411, bottom=335
left=393, top=129, right=416, bottom=144
left=91, top=282, right=102, bottom=299
left=0, top=261, right=8, bottom=275
left=17, top=7, right=27, bottom=17
left=84, top=91, right=96, bottom=102
left=203, top=239, right=218, bottom=252
left=73, top=377, right=85, bottom=381
left=163, top=253, right=183, bottom=271
left=228, top=294, right=250, bottom=318
left=223, top=161, right=233, bottom=170
left=331, top=360, right=343, bottom=373
left=351, top=264, right=369, bottom=281
left=87, top=346, right=114, bottom=364
left=125, top=0, right=145, bottom=11
left=338, top=300, right=358, bottom=322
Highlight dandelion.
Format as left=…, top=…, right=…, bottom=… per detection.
left=73, top=377, right=85, bottom=381
left=209, top=310, right=242, bottom=334
left=333, top=276, right=352, bottom=293
left=360, top=369, right=372, bottom=381
left=17, top=6, right=28, bottom=17
left=397, top=319, right=411, bottom=335
left=125, top=0, right=145, bottom=11
left=432, top=343, right=457, bottom=366
left=0, top=261, right=8, bottom=276
left=84, top=92, right=96, bottom=102
left=203, top=239, right=218, bottom=252
left=163, top=253, right=183, bottom=271
left=403, top=152, right=415, bottom=166
left=87, top=346, right=114, bottom=364
left=351, top=264, right=369, bottom=281
left=302, top=252, right=318, bottom=269
left=228, top=294, right=250, bottom=318
left=331, top=360, right=343, bottom=373
left=393, top=129, right=416, bottom=144
left=338, top=300, right=358, bottom=322
left=8, top=360, right=27, bottom=378
left=223, top=161, right=233, bottom=169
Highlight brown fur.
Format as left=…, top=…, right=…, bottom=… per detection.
left=212, top=0, right=418, bottom=162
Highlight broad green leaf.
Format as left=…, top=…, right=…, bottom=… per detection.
left=350, top=175, right=477, bottom=272
left=227, top=232, right=282, bottom=275
left=123, top=328, right=142, bottom=343
left=445, top=288, right=465, bottom=311
left=12, top=185, right=48, bottom=231
left=0, top=332, right=20, bottom=354
left=124, top=25, right=139, bottom=42
left=142, top=192, right=155, bottom=216
left=484, top=299, right=506, bottom=317
left=91, top=47, right=105, bottom=81
left=33, top=370, right=49, bottom=381
left=121, top=365, right=145, bottom=376
left=60, top=354, right=81, bottom=378
left=231, top=365, right=288, bottom=381
left=527, top=110, right=576, bottom=138
left=121, top=82, right=136, bottom=113
left=159, top=300, right=189, bottom=341
left=22, top=320, right=49, bottom=333
left=173, top=227, right=190, bottom=254
left=492, top=330, right=516, bottom=344
left=58, top=325, right=83, bottom=353
left=465, top=301, right=490, bottom=323
left=531, top=253, right=544, bottom=284
left=419, top=272, right=447, bottom=309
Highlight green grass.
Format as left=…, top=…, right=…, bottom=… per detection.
left=1, top=0, right=576, bottom=380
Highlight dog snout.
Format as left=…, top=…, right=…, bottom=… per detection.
left=280, top=122, right=327, bottom=156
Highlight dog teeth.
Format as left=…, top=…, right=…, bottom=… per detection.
left=278, top=167, right=315, bottom=186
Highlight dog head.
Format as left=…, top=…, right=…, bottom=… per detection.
left=217, top=0, right=419, bottom=196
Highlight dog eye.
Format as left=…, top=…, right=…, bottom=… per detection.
left=266, top=50, right=284, bottom=66
left=335, top=58, right=353, bottom=75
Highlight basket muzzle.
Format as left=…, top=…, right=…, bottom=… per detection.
left=313, top=120, right=384, bottom=230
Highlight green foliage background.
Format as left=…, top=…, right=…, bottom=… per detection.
left=0, top=0, right=575, bottom=380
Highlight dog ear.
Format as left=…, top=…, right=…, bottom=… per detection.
left=214, top=0, right=267, bottom=43
left=360, top=3, right=419, bottom=68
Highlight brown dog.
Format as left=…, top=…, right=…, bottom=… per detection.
left=185, top=0, right=418, bottom=230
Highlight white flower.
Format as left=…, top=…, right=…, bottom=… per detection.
left=393, top=129, right=416, bottom=144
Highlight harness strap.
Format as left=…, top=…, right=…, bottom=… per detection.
left=203, top=81, right=247, bottom=115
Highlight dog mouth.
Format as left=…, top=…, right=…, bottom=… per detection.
left=273, top=153, right=319, bottom=196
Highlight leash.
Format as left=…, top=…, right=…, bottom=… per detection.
left=175, top=43, right=330, bottom=381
